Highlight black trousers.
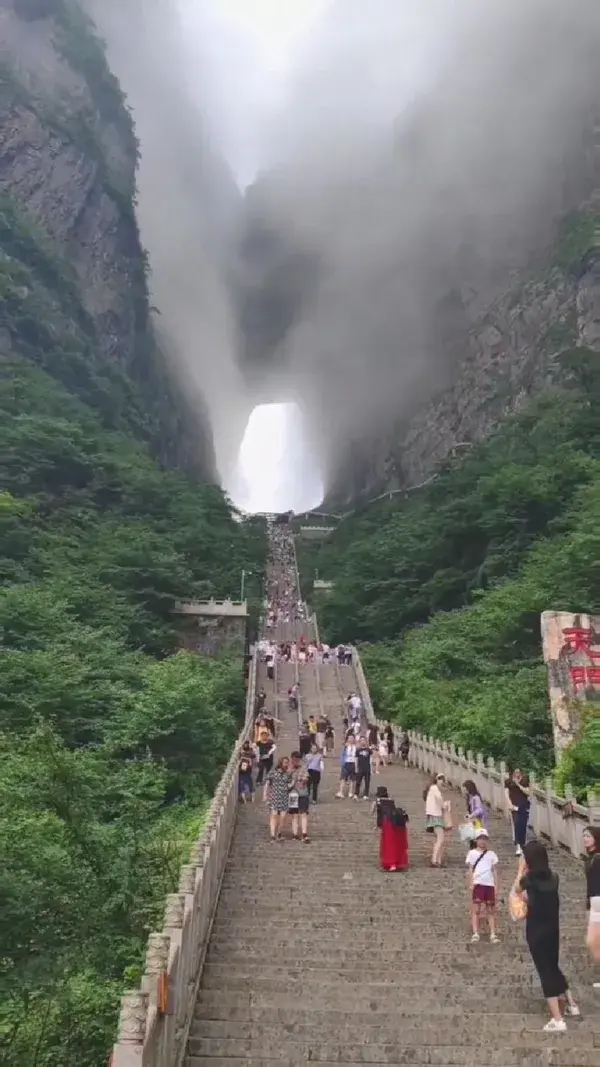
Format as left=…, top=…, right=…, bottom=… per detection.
left=256, top=757, right=273, bottom=786
left=355, top=766, right=371, bottom=797
left=512, top=806, right=529, bottom=848
left=307, top=769, right=321, bottom=802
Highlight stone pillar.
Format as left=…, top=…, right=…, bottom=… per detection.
left=541, top=611, right=600, bottom=758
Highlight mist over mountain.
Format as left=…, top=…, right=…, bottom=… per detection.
left=86, top=0, right=600, bottom=504
left=84, top=0, right=250, bottom=486
left=239, top=0, right=600, bottom=497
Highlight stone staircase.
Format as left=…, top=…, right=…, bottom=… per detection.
left=184, top=547, right=598, bottom=1066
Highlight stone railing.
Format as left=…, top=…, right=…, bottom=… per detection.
left=351, top=645, right=376, bottom=724
left=351, top=645, right=598, bottom=859
left=110, top=650, right=257, bottom=1067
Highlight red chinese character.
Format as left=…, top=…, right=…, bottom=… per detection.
left=562, top=627, right=600, bottom=660
left=586, top=667, right=600, bottom=687
left=570, top=666, right=588, bottom=690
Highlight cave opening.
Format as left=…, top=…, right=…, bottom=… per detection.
left=226, top=401, right=324, bottom=515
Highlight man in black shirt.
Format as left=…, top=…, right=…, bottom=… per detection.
left=354, top=736, right=372, bottom=800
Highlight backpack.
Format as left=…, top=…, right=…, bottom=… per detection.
left=393, top=806, right=409, bottom=828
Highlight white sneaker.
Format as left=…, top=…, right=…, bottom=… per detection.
left=593, top=982, right=600, bottom=990
left=515, top=845, right=523, bottom=856
left=543, top=1019, right=566, bottom=1032
left=470, top=933, right=480, bottom=943
left=565, top=1003, right=581, bottom=1017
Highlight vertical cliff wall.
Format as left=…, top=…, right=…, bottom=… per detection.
left=82, top=0, right=250, bottom=488
left=0, top=0, right=214, bottom=475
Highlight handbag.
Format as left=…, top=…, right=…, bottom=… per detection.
left=459, top=822, right=475, bottom=844
left=509, top=889, right=527, bottom=922
left=443, top=804, right=453, bottom=831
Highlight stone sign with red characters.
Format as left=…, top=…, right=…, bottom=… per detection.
left=541, top=611, right=600, bottom=756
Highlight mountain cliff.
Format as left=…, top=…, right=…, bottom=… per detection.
left=0, top=0, right=214, bottom=474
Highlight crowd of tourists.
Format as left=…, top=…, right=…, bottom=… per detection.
left=244, top=517, right=600, bottom=1033
left=257, top=638, right=353, bottom=666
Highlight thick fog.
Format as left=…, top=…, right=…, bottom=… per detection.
left=86, top=0, right=600, bottom=506
left=84, top=0, right=250, bottom=486
left=251, top=0, right=600, bottom=492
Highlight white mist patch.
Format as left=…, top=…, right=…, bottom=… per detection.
left=229, top=402, right=323, bottom=513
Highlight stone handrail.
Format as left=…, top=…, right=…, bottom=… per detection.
left=350, top=644, right=598, bottom=859
left=351, top=644, right=376, bottom=725
left=294, top=647, right=303, bottom=730
left=110, top=649, right=258, bottom=1067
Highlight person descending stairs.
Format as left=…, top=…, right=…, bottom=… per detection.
left=185, top=519, right=599, bottom=1067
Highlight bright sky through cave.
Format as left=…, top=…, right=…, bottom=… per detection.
left=191, top=0, right=329, bottom=513
left=233, top=404, right=324, bottom=515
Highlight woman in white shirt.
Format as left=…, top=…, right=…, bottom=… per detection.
left=424, top=773, right=450, bottom=867
left=336, top=739, right=358, bottom=799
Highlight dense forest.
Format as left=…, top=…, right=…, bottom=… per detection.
left=298, top=347, right=600, bottom=797
left=0, top=360, right=267, bottom=1067
left=0, top=8, right=267, bottom=1064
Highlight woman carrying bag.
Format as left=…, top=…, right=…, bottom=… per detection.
left=510, top=841, right=580, bottom=1031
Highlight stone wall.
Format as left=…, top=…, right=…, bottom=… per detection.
left=176, top=611, right=247, bottom=658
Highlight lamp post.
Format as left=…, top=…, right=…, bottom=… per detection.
left=240, top=569, right=251, bottom=601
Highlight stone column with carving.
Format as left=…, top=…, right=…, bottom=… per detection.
left=541, top=611, right=600, bottom=758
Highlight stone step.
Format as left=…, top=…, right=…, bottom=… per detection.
left=200, top=961, right=542, bottom=984
left=202, top=951, right=533, bottom=977
left=191, top=1004, right=576, bottom=1027
left=204, top=931, right=528, bottom=952
left=186, top=1041, right=598, bottom=1064
left=194, top=988, right=564, bottom=1015
left=199, top=972, right=543, bottom=994
left=190, top=1019, right=599, bottom=1045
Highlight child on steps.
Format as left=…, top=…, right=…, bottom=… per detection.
left=466, top=829, right=500, bottom=943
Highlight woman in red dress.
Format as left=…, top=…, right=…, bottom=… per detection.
left=374, top=786, right=409, bottom=871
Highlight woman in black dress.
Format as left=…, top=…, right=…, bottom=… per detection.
left=512, top=841, right=580, bottom=1031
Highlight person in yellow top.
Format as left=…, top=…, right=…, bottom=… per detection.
left=307, top=715, right=318, bottom=738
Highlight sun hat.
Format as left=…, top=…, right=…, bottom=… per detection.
left=475, top=828, right=489, bottom=838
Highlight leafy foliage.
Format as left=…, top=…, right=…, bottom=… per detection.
left=0, top=10, right=268, bottom=1062
left=302, top=361, right=600, bottom=797
left=0, top=362, right=266, bottom=1067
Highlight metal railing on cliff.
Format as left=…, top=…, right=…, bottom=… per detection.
left=291, top=443, right=478, bottom=525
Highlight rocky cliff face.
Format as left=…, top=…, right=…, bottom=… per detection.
left=325, top=206, right=600, bottom=507
left=0, top=0, right=214, bottom=475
